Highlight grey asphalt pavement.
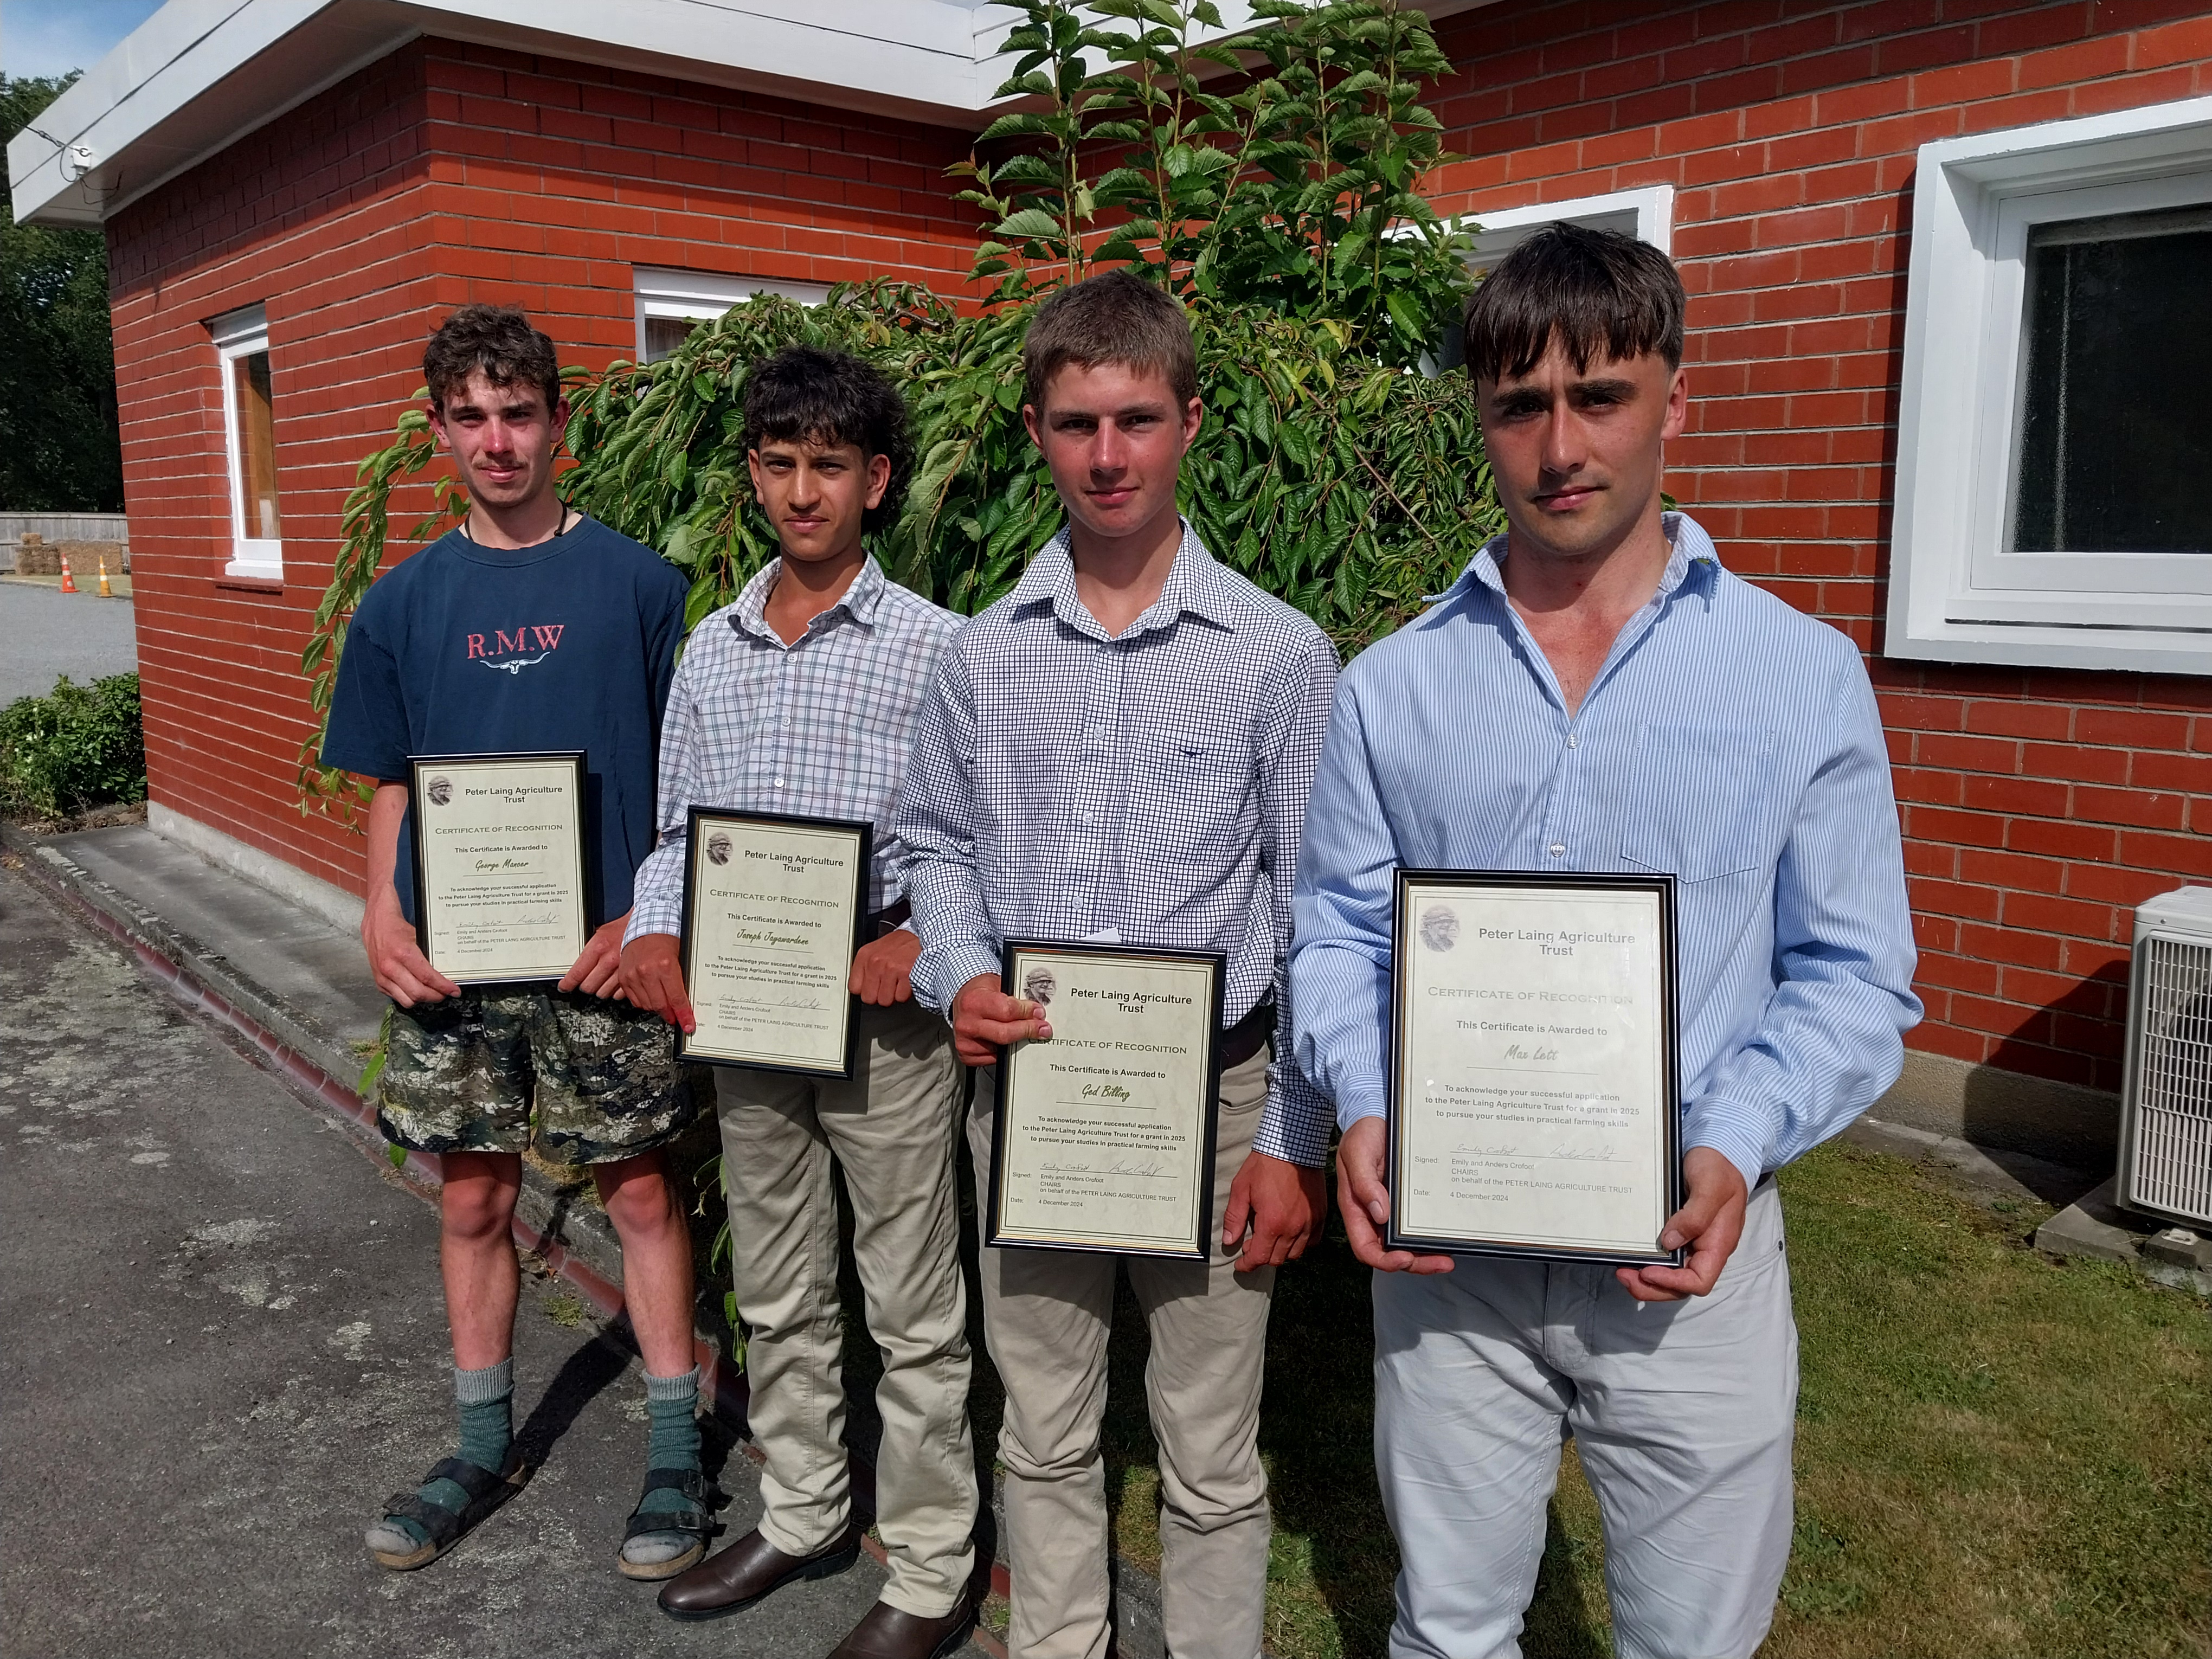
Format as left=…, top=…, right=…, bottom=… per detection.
left=0, top=862, right=979, bottom=1659
left=0, top=582, right=137, bottom=702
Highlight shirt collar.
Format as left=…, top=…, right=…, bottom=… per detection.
left=729, top=553, right=887, bottom=641
left=1011, top=518, right=1239, bottom=639
left=1443, top=511, right=1719, bottom=609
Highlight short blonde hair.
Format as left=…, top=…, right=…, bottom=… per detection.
left=1021, top=270, right=1198, bottom=415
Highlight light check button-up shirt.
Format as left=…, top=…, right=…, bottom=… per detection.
left=1290, top=513, right=1921, bottom=1193
left=893, top=522, right=1340, bottom=1168
left=627, top=555, right=959, bottom=942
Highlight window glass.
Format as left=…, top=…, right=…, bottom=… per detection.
left=644, top=316, right=700, bottom=362
left=2011, top=205, right=2212, bottom=556
left=231, top=349, right=281, bottom=541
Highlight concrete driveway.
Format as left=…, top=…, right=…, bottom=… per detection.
left=0, top=581, right=138, bottom=702
left=0, top=861, right=981, bottom=1658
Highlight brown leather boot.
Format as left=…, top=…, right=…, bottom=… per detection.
left=826, top=1591, right=977, bottom=1659
left=656, top=1525, right=861, bottom=1622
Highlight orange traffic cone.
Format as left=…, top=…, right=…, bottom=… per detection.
left=97, top=557, right=113, bottom=597
left=59, top=553, right=76, bottom=593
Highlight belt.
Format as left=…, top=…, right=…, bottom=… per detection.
left=1220, top=995, right=1275, bottom=1072
left=869, top=897, right=911, bottom=938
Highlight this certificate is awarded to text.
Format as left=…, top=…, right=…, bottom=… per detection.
left=678, top=808, right=870, bottom=1078
left=409, top=751, right=589, bottom=986
left=1387, top=871, right=1682, bottom=1264
left=988, top=943, right=1225, bottom=1260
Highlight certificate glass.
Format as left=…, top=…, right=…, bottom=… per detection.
left=409, top=751, right=589, bottom=987
left=988, top=942, right=1226, bottom=1260
left=677, top=808, right=870, bottom=1078
left=1387, top=871, right=1682, bottom=1265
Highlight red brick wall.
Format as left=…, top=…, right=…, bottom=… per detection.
left=1425, top=0, right=2212, bottom=1094
left=108, top=41, right=979, bottom=900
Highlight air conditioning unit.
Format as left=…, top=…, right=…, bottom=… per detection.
left=2118, top=885, right=2212, bottom=1229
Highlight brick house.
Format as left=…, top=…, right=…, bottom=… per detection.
left=10, top=0, right=2209, bottom=1172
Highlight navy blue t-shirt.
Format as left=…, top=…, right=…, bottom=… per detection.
left=320, top=516, right=689, bottom=929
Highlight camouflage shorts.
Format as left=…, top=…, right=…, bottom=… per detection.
left=377, top=991, right=698, bottom=1167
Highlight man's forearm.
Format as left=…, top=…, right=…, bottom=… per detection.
left=363, top=781, right=408, bottom=916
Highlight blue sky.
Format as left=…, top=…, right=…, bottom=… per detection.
left=3, top=0, right=163, bottom=83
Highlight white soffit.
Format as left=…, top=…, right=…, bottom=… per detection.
left=9, top=0, right=1500, bottom=229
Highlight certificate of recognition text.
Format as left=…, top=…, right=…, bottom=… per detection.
left=1390, top=873, right=1680, bottom=1263
left=679, top=809, right=868, bottom=1077
left=410, top=752, right=588, bottom=986
left=989, top=944, right=1224, bottom=1259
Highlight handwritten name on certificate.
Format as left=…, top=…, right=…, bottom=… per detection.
left=683, top=814, right=865, bottom=1075
left=413, top=755, right=587, bottom=983
left=994, top=949, right=1218, bottom=1257
left=1395, top=879, right=1673, bottom=1258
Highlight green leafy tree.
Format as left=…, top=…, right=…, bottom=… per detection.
left=0, top=74, right=125, bottom=512
left=299, top=0, right=1501, bottom=818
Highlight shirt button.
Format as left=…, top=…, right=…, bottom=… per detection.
left=1565, top=735, right=1579, bottom=749
left=774, top=778, right=786, bottom=789
left=1548, top=843, right=1565, bottom=858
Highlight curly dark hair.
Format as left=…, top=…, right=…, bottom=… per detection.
left=422, top=303, right=563, bottom=415
left=741, top=346, right=914, bottom=537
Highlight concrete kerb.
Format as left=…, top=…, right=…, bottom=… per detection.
left=0, top=822, right=1027, bottom=1651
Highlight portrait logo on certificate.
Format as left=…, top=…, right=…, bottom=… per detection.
left=677, top=808, right=871, bottom=1078
left=1387, top=870, right=1683, bottom=1265
left=408, top=751, right=590, bottom=987
left=988, top=942, right=1226, bottom=1261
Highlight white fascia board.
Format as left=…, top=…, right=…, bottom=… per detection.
left=12, top=0, right=1500, bottom=229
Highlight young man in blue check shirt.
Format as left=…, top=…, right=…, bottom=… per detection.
left=621, top=348, right=979, bottom=1659
left=895, top=271, right=1339, bottom=1659
left=1292, top=226, right=1920, bottom=1659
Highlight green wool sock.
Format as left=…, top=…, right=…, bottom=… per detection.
left=378, top=1358, right=513, bottom=1549
left=634, top=1367, right=702, bottom=1520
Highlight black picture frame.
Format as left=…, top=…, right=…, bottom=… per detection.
left=987, top=939, right=1227, bottom=1261
left=676, top=805, right=873, bottom=1080
left=407, top=749, right=590, bottom=991
left=1384, top=868, right=1685, bottom=1267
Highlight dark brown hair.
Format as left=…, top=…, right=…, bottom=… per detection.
left=742, top=345, right=914, bottom=537
left=423, top=303, right=562, bottom=414
left=1021, top=269, right=1199, bottom=415
left=1463, top=223, right=1686, bottom=384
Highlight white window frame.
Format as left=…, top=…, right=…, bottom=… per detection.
left=632, top=267, right=830, bottom=361
left=1456, top=184, right=1675, bottom=273
left=1889, top=98, right=2212, bottom=676
left=212, top=302, right=281, bottom=581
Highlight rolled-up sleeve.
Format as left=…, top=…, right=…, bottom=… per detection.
left=1289, top=676, right=1401, bottom=1132
left=1682, top=658, right=1921, bottom=1191
left=624, top=651, right=701, bottom=945
left=893, top=646, right=1002, bottom=1016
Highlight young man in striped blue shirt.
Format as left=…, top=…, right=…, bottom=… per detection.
left=621, top=348, right=980, bottom=1659
left=895, top=271, right=1340, bottom=1659
left=1291, top=226, right=1920, bottom=1658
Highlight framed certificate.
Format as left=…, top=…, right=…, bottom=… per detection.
left=1386, top=870, right=1684, bottom=1266
left=987, top=941, right=1226, bottom=1261
left=408, top=751, right=589, bottom=987
left=677, top=807, right=871, bottom=1077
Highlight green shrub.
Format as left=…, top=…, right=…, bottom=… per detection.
left=0, top=672, right=147, bottom=817
left=299, top=1, right=1500, bottom=819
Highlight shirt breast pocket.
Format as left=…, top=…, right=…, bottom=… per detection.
left=1618, top=723, right=1778, bottom=884
left=1134, top=732, right=1251, bottom=858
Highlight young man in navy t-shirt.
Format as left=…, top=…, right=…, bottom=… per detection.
left=321, top=305, right=712, bottom=1580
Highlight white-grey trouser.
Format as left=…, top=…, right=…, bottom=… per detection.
left=715, top=996, right=978, bottom=1618
left=968, top=1044, right=1276, bottom=1659
left=1373, top=1175, right=1797, bottom=1659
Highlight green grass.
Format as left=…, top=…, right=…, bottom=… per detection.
left=1085, top=1142, right=2210, bottom=1659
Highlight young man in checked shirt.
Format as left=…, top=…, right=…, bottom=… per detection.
left=621, top=348, right=979, bottom=1659
left=895, top=270, right=1339, bottom=1659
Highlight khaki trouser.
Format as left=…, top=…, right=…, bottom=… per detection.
left=715, top=996, right=978, bottom=1618
left=968, top=1044, right=1276, bottom=1659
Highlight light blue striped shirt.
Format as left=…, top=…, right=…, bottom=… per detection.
left=1289, top=513, right=1920, bottom=1192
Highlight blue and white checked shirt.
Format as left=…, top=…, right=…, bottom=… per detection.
left=628, top=555, right=960, bottom=942
left=1290, top=513, right=1920, bottom=1192
left=893, top=522, right=1340, bottom=1167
